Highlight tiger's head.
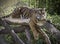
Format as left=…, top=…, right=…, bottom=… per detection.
left=32, top=8, right=46, bottom=26
left=35, top=8, right=46, bottom=20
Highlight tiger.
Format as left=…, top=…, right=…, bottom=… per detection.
left=11, top=7, right=46, bottom=20
left=12, top=7, right=47, bottom=40
left=2, top=7, right=46, bottom=40
left=2, top=7, right=46, bottom=21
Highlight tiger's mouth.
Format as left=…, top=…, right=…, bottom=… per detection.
left=36, top=17, right=46, bottom=26
left=37, top=20, right=46, bottom=26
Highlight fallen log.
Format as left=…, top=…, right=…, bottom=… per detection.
left=2, top=18, right=60, bottom=40
left=0, top=34, right=8, bottom=44
left=0, top=26, right=30, bottom=34
left=44, top=22, right=60, bottom=42
left=37, top=21, right=60, bottom=42
left=1, top=17, right=60, bottom=43
left=0, top=18, right=25, bottom=44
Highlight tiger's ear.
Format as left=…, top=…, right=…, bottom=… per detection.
left=19, top=7, right=20, bottom=10
left=42, top=8, right=46, bottom=11
left=38, top=8, right=46, bottom=11
left=43, top=8, right=47, bottom=11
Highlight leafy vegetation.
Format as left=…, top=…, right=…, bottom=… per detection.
left=0, top=0, right=60, bottom=44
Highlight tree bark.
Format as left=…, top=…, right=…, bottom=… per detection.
left=0, top=18, right=25, bottom=44
left=37, top=21, right=60, bottom=42
left=44, top=22, right=60, bottom=42
left=0, top=34, right=8, bottom=44
left=0, top=26, right=29, bottom=34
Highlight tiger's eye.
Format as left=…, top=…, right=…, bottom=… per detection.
left=36, top=15, right=41, bottom=21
